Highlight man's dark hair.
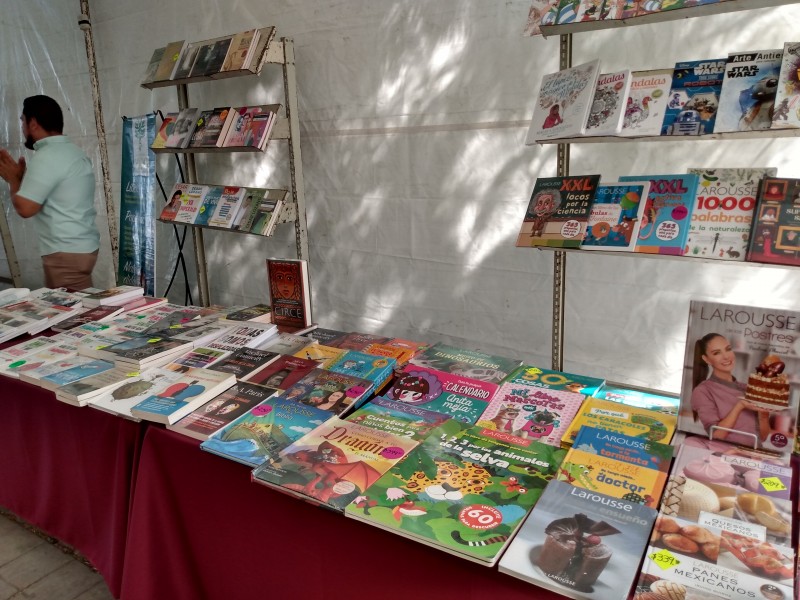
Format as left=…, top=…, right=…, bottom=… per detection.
left=22, top=95, right=64, bottom=133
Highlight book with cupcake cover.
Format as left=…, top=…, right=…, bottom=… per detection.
left=772, top=41, right=800, bottom=130
left=200, top=396, right=332, bottom=467
left=167, top=382, right=279, bottom=441
left=685, top=168, right=777, bottom=261
left=208, top=347, right=280, bottom=380
left=618, top=173, right=699, bottom=255
left=562, top=397, right=677, bottom=449
left=661, top=58, right=726, bottom=136
left=499, top=479, right=656, bottom=599
left=244, top=355, right=320, bottom=391
left=526, top=59, right=601, bottom=143
left=714, top=49, right=783, bottom=134
left=594, top=384, right=679, bottom=415
left=292, top=343, right=345, bottom=369
left=516, top=175, right=602, bottom=249
left=584, top=70, right=632, bottom=137
left=411, top=342, right=521, bottom=385
left=328, top=350, right=397, bottom=391
left=385, top=363, right=498, bottom=424
left=619, top=69, right=674, bottom=137
left=258, top=332, right=316, bottom=356
left=272, top=368, right=374, bottom=417
left=580, top=181, right=649, bottom=251
left=266, top=258, right=312, bottom=329
left=345, top=396, right=450, bottom=441
left=344, top=419, right=565, bottom=565
left=679, top=300, right=799, bottom=456
left=504, top=364, right=605, bottom=396
left=747, top=177, right=800, bottom=267
left=150, top=112, right=178, bottom=150
left=252, top=417, right=419, bottom=512
left=475, top=382, right=585, bottom=448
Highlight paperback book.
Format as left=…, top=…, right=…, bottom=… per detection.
left=562, top=397, right=677, bottom=448
left=274, top=368, right=374, bottom=416
left=584, top=70, right=632, bottom=137
left=165, top=346, right=230, bottom=372
left=293, top=343, right=345, bottom=369
left=220, top=29, right=259, bottom=72
left=746, top=177, right=800, bottom=266
left=328, top=350, right=397, bottom=391
left=411, top=342, right=520, bottom=385
left=580, top=181, right=649, bottom=251
left=153, top=40, right=186, bottom=81
left=190, top=186, right=223, bottom=228
left=266, top=258, right=312, bottom=329
left=19, top=355, right=106, bottom=388
left=171, top=42, right=201, bottom=80
left=244, top=354, right=320, bottom=391
left=223, top=303, right=273, bottom=323
left=661, top=58, right=726, bottom=136
left=259, top=332, right=316, bottom=356
left=620, top=68, right=674, bottom=137
left=150, top=112, right=177, bottom=150
left=38, top=359, right=116, bottom=392
left=241, top=189, right=287, bottom=236
left=87, top=367, right=189, bottom=421
left=346, top=396, right=450, bottom=441
left=54, top=368, right=133, bottom=407
left=504, top=364, right=606, bottom=396
left=172, top=183, right=208, bottom=224
left=81, top=285, right=144, bottom=308
left=165, top=107, right=200, bottom=148
left=140, top=46, right=165, bottom=86
left=335, top=332, right=392, bottom=352
left=208, top=186, right=247, bottom=228
left=204, top=322, right=278, bottom=353
left=344, top=419, right=565, bottom=565
left=222, top=105, right=279, bottom=148
left=306, top=327, right=349, bottom=347
left=208, top=347, right=280, bottom=379
left=594, top=385, right=679, bottom=415
left=772, top=41, right=800, bottom=129
left=714, top=49, right=782, bottom=133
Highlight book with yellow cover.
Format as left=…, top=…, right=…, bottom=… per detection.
left=292, top=343, right=345, bottom=369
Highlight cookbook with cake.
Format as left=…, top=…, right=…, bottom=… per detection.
left=679, top=301, right=799, bottom=456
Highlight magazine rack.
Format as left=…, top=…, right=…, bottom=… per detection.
left=143, top=29, right=308, bottom=306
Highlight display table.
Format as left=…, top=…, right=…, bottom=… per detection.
left=0, top=378, right=144, bottom=598
left=122, top=427, right=546, bottom=600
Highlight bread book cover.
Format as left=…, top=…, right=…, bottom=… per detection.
left=620, top=69, right=674, bottom=137
left=516, top=175, right=602, bottom=249
left=580, top=182, right=649, bottom=251
left=344, top=419, right=564, bottom=565
left=772, top=41, right=800, bottom=129
left=411, top=342, right=521, bottom=385
left=661, top=58, right=726, bottom=136
left=714, top=49, right=782, bottom=133
left=679, top=300, right=799, bottom=456
left=618, top=173, right=698, bottom=255
left=499, top=480, right=656, bottom=600
left=267, top=258, right=312, bottom=329
left=504, top=364, right=605, bottom=396
left=685, top=168, right=777, bottom=261
left=584, top=70, right=632, bottom=137
left=346, top=396, right=450, bottom=441
left=747, top=177, right=800, bottom=267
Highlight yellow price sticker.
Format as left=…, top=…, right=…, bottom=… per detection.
left=169, top=324, right=182, bottom=329
left=125, top=371, right=140, bottom=377
left=648, top=549, right=680, bottom=570
left=759, top=477, right=787, bottom=493
left=95, top=345, right=108, bottom=350
left=147, top=338, right=161, bottom=343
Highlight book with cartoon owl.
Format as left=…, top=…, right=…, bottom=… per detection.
left=580, top=182, right=650, bottom=251
left=344, top=419, right=565, bottom=565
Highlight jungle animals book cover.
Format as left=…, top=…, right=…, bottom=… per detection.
left=685, top=168, right=777, bottom=261
left=618, top=173, right=698, bottom=255
left=580, top=182, right=649, bottom=251
left=584, top=70, right=631, bottom=137
left=505, top=364, right=605, bottom=396
left=526, top=60, right=601, bottom=143
left=271, top=368, right=374, bottom=417
left=678, top=300, right=799, bottom=455
left=410, top=342, right=521, bottom=385
left=619, top=69, right=674, bottom=137
left=346, top=396, right=450, bottom=441
left=344, top=419, right=565, bottom=565
left=200, top=397, right=332, bottom=467
left=746, top=177, right=800, bottom=267
left=475, top=382, right=585, bottom=448
left=252, top=417, right=419, bottom=512
left=267, top=258, right=312, bottom=329
left=516, top=175, right=602, bottom=249
left=714, top=49, right=782, bottom=133
left=661, top=58, right=726, bottom=136
left=385, top=363, right=499, bottom=424
left=772, top=42, right=800, bottom=129
left=498, top=480, right=656, bottom=600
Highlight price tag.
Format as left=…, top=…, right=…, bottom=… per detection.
left=169, top=324, right=182, bottom=329
left=125, top=371, right=140, bottom=377
left=147, top=338, right=160, bottom=343
left=759, top=477, right=787, bottom=492
left=649, top=549, right=680, bottom=570
left=95, top=345, right=108, bottom=350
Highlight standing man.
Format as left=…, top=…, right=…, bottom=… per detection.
left=0, top=95, right=100, bottom=290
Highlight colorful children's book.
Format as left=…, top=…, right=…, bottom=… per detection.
left=252, top=417, right=419, bottom=512
left=150, top=112, right=178, bottom=150
left=714, top=49, right=782, bottom=133
left=584, top=70, right=632, bottom=136
left=266, top=258, right=312, bottom=329
left=411, top=342, right=521, bottom=385
left=200, top=397, right=332, bottom=467
left=661, top=58, right=726, bottom=136
left=526, top=60, right=601, bottom=143
left=554, top=0, right=580, bottom=23
left=191, top=185, right=222, bottom=227
left=685, top=167, right=777, bottom=260
left=499, top=480, right=656, bottom=599
left=243, top=355, right=320, bottom=391
left=562, top=397, right=677, bottom=448
left=328, top=350, right=397, bottom=391
left=334, top=332, right=391, bottom=351
left=522, top=0, right=560, bottom=36
left=292, top=343, right=345, bottom=369
left=346, top=396, right=450, bottom=441
left=504, top=364, right=605, bottom=396
left=772, top=41, right=800, bottom=129
left=516, top=175, right=602, bottom=249
left=271, top=368, right=374, bottom=416
left=746, top=177, right=800, bottom=266
left=618, top=173, right=698, bottom=255
left=386, top=363, right=498, bottom=424
left=580, top=181, right=649, bottom=251
left=594, top=384, right=679, bottom=415
left=475, top=382, right=585, bottom=448
left=620, top=68, right=674, bottom=137
left=362, top=342, right=413, bottom=365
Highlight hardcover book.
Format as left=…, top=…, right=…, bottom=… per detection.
left=275, top=368, right=374, bottom=416
left=516, top=175, right=602, bottom=249
left=746, top=177, right=800, bottom=266
left=618, top=173, right=699, bottom=255
left=678, top=300, right=800, bottom=455
left=772, top=41, right=800, bottom=129
left=244, top=354, right=320, bottom=391
left=620, top=69, right=674, bottom=137
left=504, top=364, right=606, bottom=396
left=267, top=258, right=312, bottom=329
left=584, top=70, right=632, bottom=137
left=252, top=417, right=419, bottom=512
left=685, top=167, right=777, bottom=260
left=475, top=381, right=585, bottom=447
left=411, top=342, right=520, bottom=385
left=580, top=181, right=649, bottom=251
left=499, top=480, right=656, bottom=600
left=385, top=363, right=499, bottom=424
left=714, top=49, right=782, bottom=133
left=346, top=396, right=450, bottom=441
left=562, top=397, right=677, bottom=448
left=661, top=58, right=726, bottom=136
left=344, top=419, right=565, bottom=565
left=526, top=60, right=601, bottom=143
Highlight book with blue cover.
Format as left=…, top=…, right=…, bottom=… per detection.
left=661, top=58, right=726, bottom=136
left=580, top=182, right=649, bottom=251
left=192, top=185, right=223, bottom=227
left=618, top=173, right=699, bottom=255
left=40, top=359, right=116, bottom=392
left=328, top=350, right=396, bottom=391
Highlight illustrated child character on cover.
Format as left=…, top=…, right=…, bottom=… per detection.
left=388, top=370, right=442, bottom=405
left=527, top=189, right=562, bottom=238
left=542, top=104, right=563, bottom=129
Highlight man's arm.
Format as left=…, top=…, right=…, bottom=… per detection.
left=0, top=149, right=40, bottom=218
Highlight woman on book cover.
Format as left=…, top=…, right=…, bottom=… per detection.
left=690, top=333, right=767, bottom=447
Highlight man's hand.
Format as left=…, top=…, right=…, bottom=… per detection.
left=0, top=150, right=26, bottom=193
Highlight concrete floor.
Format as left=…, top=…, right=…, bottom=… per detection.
left=0, top=511, right=114, bottom=600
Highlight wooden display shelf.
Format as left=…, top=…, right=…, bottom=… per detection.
left=534, top=127, right=800, bottom=145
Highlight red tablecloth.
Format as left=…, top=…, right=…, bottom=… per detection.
left=122, top=427, right=546, bottom=600
left=0, top=379, right=144, bottom=598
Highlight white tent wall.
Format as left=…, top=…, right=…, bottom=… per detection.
left=3, top=0, right=800, bottom=395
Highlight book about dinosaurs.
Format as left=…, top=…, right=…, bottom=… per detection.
left=345, top=396, right=450, bottom=441
left=685, top=167, right=777, bottom=261
left=252, top=417, right=419, bottom=512
left=746, top=177, right=800, bottom=267
left=580, top=181, right=649, bottom=251
left=410, top=342, right=521, bottom=385
left=516, top=175, right=602, bottom=249
left=619, top=69, right=674, bottom=137
left=714, top=49, right=782, bottom=133
left=344, top=419, right=565, bottom=565
left=661, top=58, right=726, bottom=136
left=772, top=41, right=800, bottom=129
left=504, top=364, right=606, bottom=396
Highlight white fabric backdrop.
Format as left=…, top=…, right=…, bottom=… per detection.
left=1, top=0, right=799, bottom=394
